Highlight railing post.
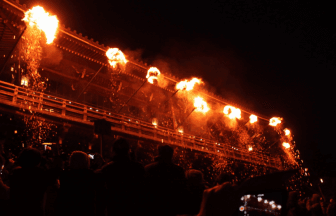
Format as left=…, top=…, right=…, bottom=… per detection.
left=38, top=93, right=43, bottom=110
left=62, top=101, right=66, bottom=116
left=83, top=106, right=87, bottom=121
left=12, top=86, right=18, bottom=103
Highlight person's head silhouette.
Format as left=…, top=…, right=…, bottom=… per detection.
left=69, top=151, right=90, bottom=169
left=17, top=148, right=42, bottom=168
left=158, top=145, right=174, bottom=163
left=112, top=138, right=130, bottom=158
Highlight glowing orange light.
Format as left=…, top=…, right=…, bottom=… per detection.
left=269, top=117, right=282, bottom=126
left=249, top=114, right=258, bottom=123
left=320, top=178, right=323, bottom=183
left=146, top=67, right=160, bottom=84
left=248, top=146, right=253, bottom=151
left=282, top=142, right=290, bottom=149
left=176, top=78, right=202, bottom=91
left=223, top=105, right=241, bottom=119
left=23, top=6, right=59, bottom=44
left=177, top=126, right=184, bottom=134
left=152, top=118, right=158, bottom=127
left=194, top=96, right=209, bottom=113
left=106, top=48, right=127, bottom=68
left=21, top=76, right=29, bottom=87
left=284, top=128, right=290, bottom=136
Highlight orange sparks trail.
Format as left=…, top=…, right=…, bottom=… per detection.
left=269, top=117, right=282, bottom=126
left=176, top=78, right=202, bottom=91
left=106, top=48, right=127, bottom=68
left=249, top=114, right=258, bottom=123
left=194, top=96, right=209, bottom=113
left=23, top=6, right=59, bottom=44
left=223, top=105, right=241, bottom=119
left=284, top=128, right=290, bottom=136
left=146, top=67, right=160, bottom=84
left=282, top=142, right=290, bottom=149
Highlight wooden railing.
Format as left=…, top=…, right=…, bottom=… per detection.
left=0, top=80, right=282, bottom=169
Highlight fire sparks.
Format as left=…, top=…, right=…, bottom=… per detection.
left=248, top=146, right=253, bottom=151
left=282, top=142, right=290, bottom=149
left=23, top=6, right=59, bottom=44
left=269, top=117, right=282, bottom=126
left=223, top=105, right=241, bottom=119
left=106, top=48, right=127, bottom=68
left=176, top=78, right=202, bottom=91
left=320, top=178, right=323, bottom=183
left=194, top=96, right=209, bottom=113
left=146, top=67, right=160, bottom=84
left=249, top=114, right=258, bottom=123
left=284, top=128, right=290, bottom=136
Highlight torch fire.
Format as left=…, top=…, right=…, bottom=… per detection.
left=284, top=128, right=290, bottom=136
left=249, top=114, right=258, bottom=123
left=146, top=67, right=161, bottom=84
left=106, top=48, right=127, bottom=68
left=176, top=78, right=202, bottom=91
left=282, top=142, right=290, bottom=149
left=269, top=117, right=282, bottom=126
left=194, top=96, right=209, bottom=113
left=23, top=6, right=59, bottom=44
left=223, top=105, right=241, bottom=119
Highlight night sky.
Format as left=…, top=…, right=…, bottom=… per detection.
left=20, top=0, right=336, bottom=173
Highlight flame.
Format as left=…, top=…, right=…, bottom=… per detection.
left=23, top=6, right=59, bottom=44
left=106, top=48, right=127, bottom=68
left=320, top=178, right=323, bottom=183
left=194, top=96, right=209, bottom=113
left=146, top=67, right=160, bottom=84
left=282, top=142, right=290, bottom=149
left=177, top=126, right=184, bottom=134
left=176, top=78, right=202, bottom=91
left=249, top=114, right=258, bottom=123
left=223, top=105, right=241, bottom=119
left=269, top=117, right=282, bottom=126
left=152, top=118, right=158, bottom=127
left=284, top=128, right=290, bottom=136
left=248, top=146, right=253, bottom=151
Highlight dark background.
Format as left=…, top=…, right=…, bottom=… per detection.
left=20, top=0, right=336, bottom=176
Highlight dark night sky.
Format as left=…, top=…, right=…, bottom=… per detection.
left=20, top=0, right=336, bottom=172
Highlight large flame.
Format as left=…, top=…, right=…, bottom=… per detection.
left=282, top=142, right=290, bottom=149
left=106, top=48, right=127, bottom=68
left=284, top=128, right=290, bottom=136
left=269, top=117, right=282, bottom=126
left=249, top=114, right=258, bottom=123
left=23, top=6, right=59, bottom=44
left=223, top=105, right=241, bottom=119
left=146, top=67, right=160, bottom=84
left=176, top=78, right=202, bottom=91
left=194, top=96, right=209, bottom=113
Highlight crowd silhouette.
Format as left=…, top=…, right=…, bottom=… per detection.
left=0, top=138, right=334, bottom=216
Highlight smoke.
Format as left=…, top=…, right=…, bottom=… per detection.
left=124, top=48, right=144, bottom=61
left=42, top=46, right=63, bottom=65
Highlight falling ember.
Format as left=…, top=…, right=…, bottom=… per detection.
left=146, top=67, right=160, bottom=84
left=269, top=117, right=282, bottom=126
left=23, top=6, right=59, bottom=44
left=249, top=114, right=258, bottom=123
left=194, top=96, right=210, bottom=113
left=223, top=105, right=241, bottom=119
left=248, top=146, right=253, bottom=151
left=284, top=128, right=290, bottom=136
left=282, top=142, right=290, bottom=149
left=106, top=48, right=127, bottom=68
left=320, top=178, right=323, bottom=183
left=176, top=78, right=202, bottom=91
